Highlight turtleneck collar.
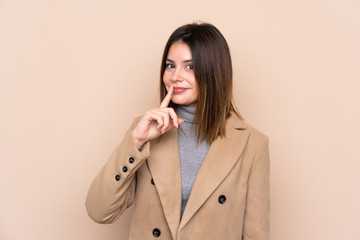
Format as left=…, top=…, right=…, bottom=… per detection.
left=177, top=105, right=196, bottom=124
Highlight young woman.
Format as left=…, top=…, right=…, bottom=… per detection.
left=86, top=23, right=270, bottom=240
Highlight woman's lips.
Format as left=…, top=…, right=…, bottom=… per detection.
left=173, top=87, right=188, bottom=93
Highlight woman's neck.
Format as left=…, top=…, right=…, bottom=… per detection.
left=177, top=105, right=196, bottom=124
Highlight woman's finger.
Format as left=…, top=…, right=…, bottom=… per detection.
left=161, top=112, right=170, bottom=133
left=167, top=107, right=180, bottom=128
left=160, top=85, right=173, bottom=108
left=151, top=109, right=171, bottom=133
left=145, top=111, right=164, bottom=129
left=157, top=107, right=180, bottom=128
left=163, top=118, right=185, bottom=133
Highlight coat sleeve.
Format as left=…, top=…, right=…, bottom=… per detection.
left=85, top=118, right=150, bottom=224
left=243, top=136, right=270, bottom=240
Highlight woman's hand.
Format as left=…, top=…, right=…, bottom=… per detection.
left=132, top=86, right=184, bottom=150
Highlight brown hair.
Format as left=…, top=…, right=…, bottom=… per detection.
left=160, top=22, right=241, bottom=144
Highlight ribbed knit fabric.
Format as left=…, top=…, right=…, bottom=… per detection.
left=177, top=105, right=210, bottom=218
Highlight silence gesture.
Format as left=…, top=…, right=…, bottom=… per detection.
left=132, top=85, right=184, bottom=150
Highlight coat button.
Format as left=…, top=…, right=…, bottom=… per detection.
left=129, top=157, right=135, bottom=164
left=151, top=178, right=155, bottom=185
left=218, top=195, right=226, bottom=204
left=115, top=174, right=121, bottom=181
left=122, top=166, right=128, bottom=173
left=152, top=228, right=161, bottom=237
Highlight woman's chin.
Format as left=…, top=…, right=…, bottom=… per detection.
left=172, top=101, right=196, bottom=107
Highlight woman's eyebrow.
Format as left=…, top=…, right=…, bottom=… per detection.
left=166, top=58, right=193, bottom=63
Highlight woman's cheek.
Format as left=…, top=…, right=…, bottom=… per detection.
left=162, top=74, right=170, bottom=89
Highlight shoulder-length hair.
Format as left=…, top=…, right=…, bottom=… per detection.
left=160, top=22, right=241, bottom=144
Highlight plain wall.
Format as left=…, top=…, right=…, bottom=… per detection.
left=1, top=0, right=359, bottom=239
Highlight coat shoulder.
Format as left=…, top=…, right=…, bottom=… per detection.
left=227, top=114, right=269, bottom=146
left=244, top=123, right=269, bottom=145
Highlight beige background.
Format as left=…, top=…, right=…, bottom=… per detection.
left=1, top=0, right=359, bottom=239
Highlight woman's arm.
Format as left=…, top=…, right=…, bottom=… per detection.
left=86, top=86, right=183, bottom=224
left=85, top=119, right=150, bottom=224
left=85, top=86, right=183, bottom=223
left=243, top=137, right=270, bottom=240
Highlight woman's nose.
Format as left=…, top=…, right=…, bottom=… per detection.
left=171, top=68, right=184, bottom=82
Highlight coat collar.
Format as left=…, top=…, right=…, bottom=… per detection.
left=147, top=114, right=249, bottom=239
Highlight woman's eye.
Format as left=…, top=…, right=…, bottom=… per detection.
left=186, top=64, right=193, bottom=70
left=166, top=63, right=175, bottom=69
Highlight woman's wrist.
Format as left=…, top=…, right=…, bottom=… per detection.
left=132, top=131, right=146, bottom=150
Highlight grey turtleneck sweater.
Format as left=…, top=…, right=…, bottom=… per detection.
left=177, top=105, right=210, bottom=218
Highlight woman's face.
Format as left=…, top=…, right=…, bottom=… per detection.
left=163, top=41, right=198, bottom=107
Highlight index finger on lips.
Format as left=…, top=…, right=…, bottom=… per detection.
left=160, top=85, right=173, bottom=108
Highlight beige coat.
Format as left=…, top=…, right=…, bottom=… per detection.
left=86, top=114, right=270, bottom=240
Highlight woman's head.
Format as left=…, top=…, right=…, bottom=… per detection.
left=160, top=22, right=240, bottom=143
left=162, top=41, right=198, bottom=107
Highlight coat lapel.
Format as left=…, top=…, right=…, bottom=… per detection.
left=147, top=128, right=181, bottom=240
left=179, top=115, right=249, bottom=231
